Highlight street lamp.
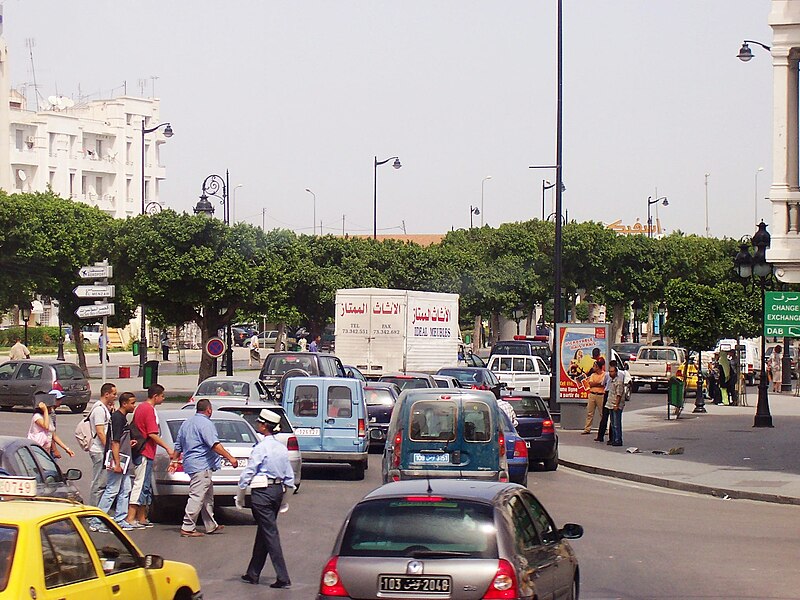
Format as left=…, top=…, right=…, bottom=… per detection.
left=542, top=180, right=555, bottom=220
left=704, top=173, right=710, bottom=237
left=53, top=300, right=64, bottom=361
left=647, top=195, right=668, bottom=238
left=139, top=120, right=173, bottom=377
left=20, top=302, right=31, bottom=347
left=305, top=188, right=316, bottom=235
left=632, top=299, right=642, bottom=343
left=733, top=221, right=774, bottom=427
left=469, top=205, right=480, bottom=229
left=754, top=167, right=764, bottom=225
left=481, top=176, right=492, bottom=227
left=737, top=40, right=771, bottom=62
left=193, top=171, right=234, bottom=377
left=232, top=183, right=243, bottom=224
left=657, top=301, right=666, bottom=344
left=512, top=306, right=525, bottom=336
left=373, top=156, right=401, bottom=240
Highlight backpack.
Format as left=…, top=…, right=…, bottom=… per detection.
left=74, top=415, right=93, bottom=452
left=129, top=420, right=147, bottom=457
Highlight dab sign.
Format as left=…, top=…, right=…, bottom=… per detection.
left=764, top=291, right=800, bottom=337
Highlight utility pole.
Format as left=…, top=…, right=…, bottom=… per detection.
left=262, top=207, right=267, bottom=232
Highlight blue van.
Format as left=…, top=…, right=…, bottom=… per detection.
left=282, top=377, right=369, bottom=480
left=381, top=389, right=509, bottom=483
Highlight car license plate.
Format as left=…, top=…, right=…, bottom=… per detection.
left=223, top=459, right=248, bottom=468
left=412, top=453, right=450, bottom=464
left=294, top=427, right=320, bottom=436
left=379, top=575, right=451, bottom=594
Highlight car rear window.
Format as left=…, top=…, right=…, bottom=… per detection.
left=381, top=376, right=431, bottom=390
left=218, top=407, right=293, bottom=434
left=328, top=386, right=352, bottom=419
left=54, top=364, right=84, bottom=380
left=197, top=380, right=250, bottom=397
left=340, top=498, right=498, bottom=558
left=437, top=369, right=482, bottom=385
left=503, top=395, right=549, bottom=418
left=293, top=384, right=319, bottom=417
left=365, top=388, right=395, bottom=406
left=463, top=401, right=492, bottom=442
left=167, top=419, right=256, bottom=444
left=0, top=526, right=17, bottom=592
left=263, top=355, right=319, bottom=376
left=410, top=400, right=456, bottom=441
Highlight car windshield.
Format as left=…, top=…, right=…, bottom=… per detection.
left=409, top=400, right=456, bottom=441
left=340, top=498, right=498, bottom=558
left=197, top=380, right=250, bottom=397
left=503, top=395, right=549, bottom=418
left=0, top=525, right=17, bottom=592
left=438, top=369, right=482, bottom=385
left=263, top=355, right=318, bottom=376
left=380, top=376, right=431, bottom=390
left=365, top=389, right=395, bottom=406
left=167, top=419, right=257, bottom=445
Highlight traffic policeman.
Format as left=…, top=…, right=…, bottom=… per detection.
left=238, top=408, right=295, bottom=588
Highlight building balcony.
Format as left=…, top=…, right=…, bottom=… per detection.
left=10, top=147, right=39, bottom=166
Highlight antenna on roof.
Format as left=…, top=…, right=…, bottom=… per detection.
left=25, top=38, right=43, bottom=111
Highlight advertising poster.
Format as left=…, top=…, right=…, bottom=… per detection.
left=556, top=323, right=610, bottom=400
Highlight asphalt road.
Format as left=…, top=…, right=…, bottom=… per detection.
left=2, top=407, right=798, bottom=599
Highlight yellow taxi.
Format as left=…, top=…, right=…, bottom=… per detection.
left=0, top=476, right=203, bottom=599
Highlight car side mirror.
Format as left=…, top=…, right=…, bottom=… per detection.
left=143, top=554, right=164, bottom=569
left=559, top=523, right=584, bottom=539
left=346, top=369, right=354, bottom=378
left=65, top=468, right=82, bottom=481
left=500, top=382, right=507, bottom=388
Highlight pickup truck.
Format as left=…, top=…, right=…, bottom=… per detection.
left=628, top=346, right=686, bottom=392
left=487, top=354, right=551, bottom=399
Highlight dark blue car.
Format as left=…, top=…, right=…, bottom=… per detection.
left=503, top=393, right=558, bottom=471
left=499, top=411, right=529, bottom=486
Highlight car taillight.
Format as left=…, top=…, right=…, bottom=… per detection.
left=52, top=380, right=63, bottom=391
left=287, top=436, right=299, bottom=451
left=498, top=430, right=506, bottom=457
left=471, top=384, right=489, bottom=391
left=481, top=559, right=519, bottom=599
left=542, top=419, right=555, bottom=435
left=666, top=363, right=672, bottom=375
left=513, top=439, right=528, bottom=459
left=357, top=418, right=366, bottom=437
left=391, top=430, right=402, bottom=468
left=319, top=556, right=349, bottom=597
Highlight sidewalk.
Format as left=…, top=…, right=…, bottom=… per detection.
left=558, top=391, right=800, bottom=505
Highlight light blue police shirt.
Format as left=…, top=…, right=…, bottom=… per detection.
left=238, top=435, right=295, bottom=489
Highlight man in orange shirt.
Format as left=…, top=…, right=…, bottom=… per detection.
left=582, top=360, right=606, bottom=434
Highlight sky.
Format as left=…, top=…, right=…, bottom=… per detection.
left=1, top=1, right=775, bottom=239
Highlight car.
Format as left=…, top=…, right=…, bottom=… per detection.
left=249, top=330, right=286, bottom=351
left=457, top=352, right=487, bottom=367
left=501, top=392, right=559, bottom=471
left=0, top=360, right=91, bottom=413
left=0, top=436, right=83, bottom=501
left=189, top=376, right=273, bottom=403
left=150, top=409, right=260, bottom=520
left=499, top=411, right=529, bottom=486
left=436, top=366, right=505, bottom=399
left=0, top=483, right=203, bottom=599
left=344, top=365, right=367, bottom=382
left=232, top=323, right=259, bottom=338
left=381, top=388, right=509, bottom=483
left=378, top=372, right=438, bottom=390
left=259, top=351, right=348, bottom=400
left=364, top=382, right=400, bottom=449
left=230, top=327, right=250, bottom=347
left=317, top=479, right=583, bottom=600
left=613, top=342, right=643, bottom=364
left=490, top=338, right=553, bottom=362
left=432, top=375, right=463, bottom=388
left=79, top=324, right=102, bottom=345
left=180, top=399, right=302, bottom=490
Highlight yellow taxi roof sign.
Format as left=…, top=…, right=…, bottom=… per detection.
left=0, top=476, right=37, bottom=498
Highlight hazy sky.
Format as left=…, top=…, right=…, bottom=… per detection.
left=2, top=1, right=774, bottom=239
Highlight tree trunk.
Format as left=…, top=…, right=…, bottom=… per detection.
left=490, top=312, right=501, bottom=346
left=525, top=308, right=535, bottom=336
left=472, top=315, right=482, bottom=350
left=610, top=303, right=625, bottom=346
left=646, top=304, right=654, bottom=344
left=276, top=321, right=286, bottom=351
left=70, top=317, right=89, bottom=376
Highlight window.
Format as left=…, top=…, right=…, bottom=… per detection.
left=509, top=495, right=539, bottom=549
left=213, top=420, right=256, bottom=445
left=504, top=395, right=548, bottom=418
left=144, top=179, right=150, bottom=201
left=0, top=363, right=16, bottom=381
left=15, top=130, right=23, bottom=151
left=81, top=175, right=87, bottom=195
left=126, top=178, right=132, bottom=201
left=95, top=177, right=103, bottom=197
left=535, top=356, right=550, bottom=375
left=365, top=389, right=395, bottom=407
left=40, top=518, right=97, bottom=588
left=14, top=447, right=43, bottom=482
left=0, top=526, right=18, bottom=592
left=463, top=401, right=491, bottom=442
left=49, top=133, right=56, bottom=156
left=49, top=171, right=56, bottom=187
left=126, top=141, right=132, bottom=164
left=519, top=492, right=557, bottom=545
left=96, top=139, right=103, bottom=157
left=30, top=444, right=61, bottom=483
left=15, top=363, right=43, bottom=380
left=327, top=386, right=352, bottom=419
left=77, top=516, right=141, bottom=575
left=69, top=172, right=75, bottom=197
left=55, top=364, right=84, bottom=380
left=293, top=385, right=319, bottom=417
left=409, top=400, right=456, bottom=441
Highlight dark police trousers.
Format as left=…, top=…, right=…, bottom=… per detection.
left=245, top=484, right=290, bottom=583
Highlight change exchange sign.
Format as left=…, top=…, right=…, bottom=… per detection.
left=764, top=291, right=800, bottom=337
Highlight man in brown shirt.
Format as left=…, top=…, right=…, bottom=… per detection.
left=606, top=365, right=626, bottom=446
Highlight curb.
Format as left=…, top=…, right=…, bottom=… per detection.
left=559, top=459, right=800, bottom=507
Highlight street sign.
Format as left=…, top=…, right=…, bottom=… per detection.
left=764, top=291, right=800, bottom=336
left=205, top=337, right=226, bottom=358
left=73, top=285, right=116, bottom=298
left=75, top=303, right=116, bottom=319
left=79, top=265, right=113, bottom=279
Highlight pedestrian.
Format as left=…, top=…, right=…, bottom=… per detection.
left=128, top=384, right=172, bottom=528
left=297, top=337, right=308, bottom=352
left=582, top=360, right=606, bottom=435
left=174, top=398, right=238, bottom=538
left=9, top=336, right=30, bottom=360
left=89, top=383, right=117, bottom=505
left=308, top=335, right=321, bottom=352
left=596, top=359, right=616, bottom=443
left=770, top=345, right=783, bottom=393
left=45, top=390, right=73, bottom=460
left=606, top=364, right=626, bottom=446
left=248, top=332, right=261, bottom=368
left=239, top=408, right=294, bottom=588
left=96, top=392, right=140, bottom=531
left=718, top=350, right=732, bottom=405
left=98, top=331, right=110, bottom=363
left=27, top=392, right=74, bottom=459
left=161, top=330, right=170, bottom=361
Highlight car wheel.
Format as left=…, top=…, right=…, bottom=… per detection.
left=631, top=382, right=639, bottom=393
left=0, top=405, right=11, bottom=412
left=567, top=576, right=579, bottom=600
left=148, top=497, right=179, bottom=523
left=649, top=383, right=659, bottom=392
left=351, top=460, right=366, bottom=480
left=69, top=403, right=86, bottom=414
left=514, top=470, right=528, bottom=487
left=543, top=450, right=559, bottom=471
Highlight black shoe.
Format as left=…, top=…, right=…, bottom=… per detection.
left=241, top=574, right=258, bottom=585
left=270, top=580, right=291, bottom=589
left=594, top=437, right=603, bottom=442
left=606, top=440, right=613, bottom=445
left=612, top=442, right=623, bottom=446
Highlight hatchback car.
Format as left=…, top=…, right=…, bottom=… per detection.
left=432, top=375, right=463, bottom=388
left=490, top=339, right=552, bottom=362
left=0, top=436, right=83, bottom=501
left=436, top=367, right=505, bottom=399
left=0, top=360, right=90, bottom=413
left=378, top=372, right=438, bottom=391
left=499, top=411, right=529, bottom=486
left=189, top=376, right=273, bottom=403
left=364, top=383, right=400, bottom=449
left=151, top=409, right=260, bottom=519
left=502, top=393, right=558, bottom=471
left=317, top=479, right=582, bottom=600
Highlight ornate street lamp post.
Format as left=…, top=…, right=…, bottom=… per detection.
left=647, top=195, right=669, bottom=238
left=658, top=302, right=666, bottom=344
left=373, top=156, right=401, bottom=240
left=20, top=302, right=31, bottom=347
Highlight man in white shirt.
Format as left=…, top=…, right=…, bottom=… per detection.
left=88, top=383, right=117, bottom=505
left=8, top=337, right=30, bottom=360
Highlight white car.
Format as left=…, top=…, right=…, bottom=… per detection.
left=189, top=376, right=274, bottom=403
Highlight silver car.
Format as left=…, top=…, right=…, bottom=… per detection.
left=0, top=360, right=90, bottom=413
left=189, top=376, right=274, bottom=403
left=317, top=480, right=583, bottom=600
left=151, top=409, right=259, bottom=519
left=180, top=399, right=302, bottom=490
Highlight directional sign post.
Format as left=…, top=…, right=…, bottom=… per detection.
left=764, top=291, right=800, bottom=337
left=74, top=285, right=116, bottom=299
left=76, top=260, right=115, bottom=383
left=79, top=265, right=113, bottom=279
left=75, top=303, right=116, bottom=319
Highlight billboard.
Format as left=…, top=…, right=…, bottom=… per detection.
left=555, top=323, right=610, bottom=400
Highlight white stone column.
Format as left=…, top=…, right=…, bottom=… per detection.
left=0, top=33, right=10, bottom=193
left=771, top=48, right=793, bottom=235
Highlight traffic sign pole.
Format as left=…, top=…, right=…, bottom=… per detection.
left=75, top=260, right=115, bottom=384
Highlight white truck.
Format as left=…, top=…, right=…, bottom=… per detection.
left=487, top=354, right=551, bottom=399
left=334, top=288, right=460, bottom=378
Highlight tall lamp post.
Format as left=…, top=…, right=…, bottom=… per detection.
left=53, top=300, right=64, bottom=361
left=632, top=299, right=642, bottom=343
left=704, top=173, right=710, bottom=237
left=305, top=188, right=316, bottom=235
left=139, top=120, right=173, bottom=377
left=231, top=183, right=243, bottom=224
left=542, top=179, right=555, bottom=220
left=657, top=302, right=666, bottom=344
left=754, top=167, right=764, bottom=225
left=373, top=156, right=401, bottom=240
left=20, top=302, right=31, bottom=347
left=193, top=171, right=234, bottom=376
left=647, top=195, right=668, bottom=238
left=481, top=176, right=492, bottom=227
left=469, top=205, right=480, bottom=229
left=734, top=221, right=774, bottom=427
